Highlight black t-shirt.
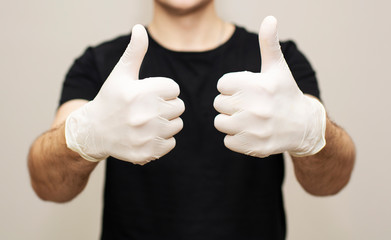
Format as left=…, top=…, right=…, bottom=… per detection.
left=60, top=26, right=320, bottom=240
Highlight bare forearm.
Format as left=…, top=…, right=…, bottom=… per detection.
left=291, top=118, right=355, bottom=196
left=28, top=123, right=98, bottom=202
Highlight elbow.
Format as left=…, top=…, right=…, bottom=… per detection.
left=303, top=183, right=347, bottom=197
left=28, top=158, right=76, bottom=204
left=298, top=149, right=356, bottom=197
left=30, top=180, right=76, bottom=203
left=45, top=196, right=75, bottom=204
left=301, top=172, right=353, bottom=197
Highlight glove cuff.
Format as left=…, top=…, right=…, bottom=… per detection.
left=65, top=104, right=107, bottom=162
left=289, top=96, right=326, bottom=157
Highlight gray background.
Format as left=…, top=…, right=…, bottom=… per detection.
left=1, top=0, right=390, bottom=239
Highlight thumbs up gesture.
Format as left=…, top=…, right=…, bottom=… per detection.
left=214, top=16, right=326, bottom=158
left=65, top=25, right=185, bottom=165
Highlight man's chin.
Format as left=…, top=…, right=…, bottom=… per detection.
left=154, top=0, right=213, bottom=16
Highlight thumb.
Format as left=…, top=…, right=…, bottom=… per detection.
left=118, top=24, right=149, bottom=80
left=259, top=16, right=283, bottom=72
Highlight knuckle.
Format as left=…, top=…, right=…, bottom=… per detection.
left=214, top=114, right=225, bottom=129
left=249, top=105, right=274, bottom=119
left=213, top=95, right=222, bottom=110
left=247, top=127, right=273, bottom=140
left=133, top=155, right=153, bottom=165
left=159, top=76, right=179, bottom=87
left=217, top=74, right=232, bottom=92
left=256, top=142, right=275, bottom=157
left=127, top=115, right=152, bottom=127
left=176, top=118, right=184, bottom=131
left=131, top=136, right=152, bottom=147
left=177, top=98, right=185, bottom=113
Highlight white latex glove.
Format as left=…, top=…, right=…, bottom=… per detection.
left=213, top=16, right=326, bottom=158
left=65, top=25, right=185, bottom=165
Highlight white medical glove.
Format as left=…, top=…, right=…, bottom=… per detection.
left=213, top=16, right=326, bottom=158
left=65, top=25, right=185, bottom=165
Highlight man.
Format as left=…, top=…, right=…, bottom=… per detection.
left=28, top=0, right=355, bottom=239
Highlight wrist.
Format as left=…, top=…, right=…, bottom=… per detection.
left=289, top=95, right=326, bottom=157
left=65, top=103, right=108, bottom=162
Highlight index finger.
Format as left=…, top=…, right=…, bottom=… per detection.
left=142, top=77, right=180, bottom=100
left=217, top=71, right=254, bottom=95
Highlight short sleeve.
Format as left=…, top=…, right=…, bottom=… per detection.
left=281, top=41, right=321, bottom=100
left=59, top=47, right=103, bottom=106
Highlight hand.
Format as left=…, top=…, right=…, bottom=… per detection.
left=213, top=16, right=326, bottom=158
left=65, top=25, right=185, bottom=165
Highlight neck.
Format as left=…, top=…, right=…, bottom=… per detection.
left=148, top=2, right=235, bottom=52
